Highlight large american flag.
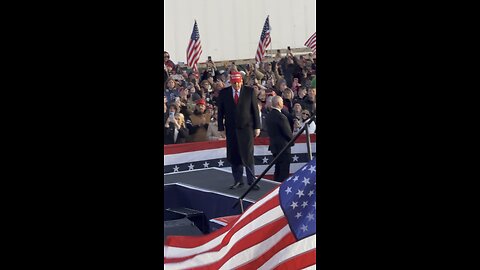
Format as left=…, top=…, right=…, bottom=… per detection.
left=164, top=158, right=317, bottom=269
left=304, top=32, right=316, bottom=54
left=255, top=16, right=272, bottom=63
left=187, top=20, right=203, bottom=72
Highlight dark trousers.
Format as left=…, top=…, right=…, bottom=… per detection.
left=231, top=163, right=256, bottom=185
left=273, top=152, right=291, bottom=182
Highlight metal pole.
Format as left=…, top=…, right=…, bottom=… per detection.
left=305, top=123, right=312, bottom=161
left=239, top=199, right=244, bottom=213
left=232, top=116, right=315, bottom=209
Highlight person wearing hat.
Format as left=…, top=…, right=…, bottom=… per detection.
left=217, top=71, right=261, bottom=190
left=186, top=98, right=211, bottom=142
left=164, top=51, right=175, bottom=78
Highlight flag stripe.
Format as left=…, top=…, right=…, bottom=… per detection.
left=166, top=205, right=284, bottom=262
left=306, top=39, right=316, bottom=48
left=187, top=41, right=196, bottom=65
left=164, top=143, right=316, bottom=165
left=305, top=36, right=316, bottom=45
left=257, top=234, right=316, bottom=270
left=164, top=160, right=317, bottom=269
left=164, top=200, right=282, bottom=263
left=194, top=218, right=289, bottom=270
left=186, top=40, right=195, bottom=64
left=191, top=43, right=202, bottom=63
left=166, top=216, right=287, bottom=267
left=188, top=42, right=201, bottom=67
left=164, top=207, right=286, bottom=269
left=234, top=232, right=297, bottom=270
left=255, top=16, right=271, bottom=62
left=305, top=33, right=315, bottom=45
left=164, top=188, right=279, bottom=252
left=218, top=225, right=291, bottom=270
left=187, top=21, right=202, bottom=71
left=274, top=249, right=316, bottom=270
left=164, top=134, right=316, bottom=155
left=304, top=32, right=316, bottom=54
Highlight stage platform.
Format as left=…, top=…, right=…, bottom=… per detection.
left=164, top=168, right=280, bottom=204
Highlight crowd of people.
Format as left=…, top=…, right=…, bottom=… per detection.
left=163, top=49, right=317, bottom=145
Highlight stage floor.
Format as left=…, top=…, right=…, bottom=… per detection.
left=164, top=168, right=280, bottom=203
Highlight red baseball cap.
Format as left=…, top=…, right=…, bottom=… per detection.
left=230, top=72, right=243, bottom=83
left=196, top=99, right=206, bottom=105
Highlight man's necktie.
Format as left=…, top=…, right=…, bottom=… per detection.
left=234, top=90, right=239, bottom=105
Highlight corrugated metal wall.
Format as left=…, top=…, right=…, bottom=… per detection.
left=164, top=0, right=316, bottom=63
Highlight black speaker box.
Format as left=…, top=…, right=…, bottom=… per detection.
left=165, top=207, right=210, bottom=234
left=164, top=218, right=203, bottom=242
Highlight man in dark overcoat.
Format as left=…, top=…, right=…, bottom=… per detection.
left=265, top=96, right=293, bottom=182
left=217, top=72, right=261, bottom=190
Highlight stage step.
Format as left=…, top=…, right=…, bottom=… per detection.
left=165, top=207, right=210, bottom=234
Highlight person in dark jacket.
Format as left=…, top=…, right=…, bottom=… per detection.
left=266, top=96, right=293, bottom=182
left=282, top=88, right=294, bottom=114
left=302, top=87, right=316, bottom=114
left=217, top=72, right=261, bottom=190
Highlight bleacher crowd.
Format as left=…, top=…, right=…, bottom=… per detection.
left=163, top=49, right=317, bottom=145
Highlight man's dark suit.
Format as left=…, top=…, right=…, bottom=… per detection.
left=266, top=108, right=293, bottom=182
left=217, top=85, right=260, bottom=185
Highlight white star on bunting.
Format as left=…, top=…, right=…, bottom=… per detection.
left=292, top=155, right=299, bottom=162
left=262, top=156, right=269, bottom=164
left=203, top=161, right=210, bottom=168
left=300, top=224, right=308, bottom=232
left=308, top=190, right=315, bottom=197
left=302, top=201, right=308, bottom=208
left=295, top=212, right=302, bottom=219
left=306, top=213, right=315, bottom=221
left=173, top=165, right=179, bottom=172
left=308, top=165, right=316, bottom=174
left=217, top=160, right=224, bottom=167
left=188, top=163, right=194, bottom=170
left=285, top=186, right=292, bottom=194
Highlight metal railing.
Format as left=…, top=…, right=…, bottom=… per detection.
left=233, top=115, right=316, bottom=213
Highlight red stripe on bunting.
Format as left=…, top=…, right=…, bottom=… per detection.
left=164, top=134, right=316, bottom=155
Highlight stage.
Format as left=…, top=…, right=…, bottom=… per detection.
left=164, top=168, right=280, bottom=236
left=165, top=168, right=280, bottom=203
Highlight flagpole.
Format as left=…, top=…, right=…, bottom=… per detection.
left=268, top=15, right=272, bottom=63
left=194, top=19, right=197, bottom=73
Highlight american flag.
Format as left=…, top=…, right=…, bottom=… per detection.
left=255, top=16, right=272, bottom=63
left=164, top=158, right=317, bottom=269
left=304, top=32, right=316, bottom=54
left=187, top=20, right=203, bottom=72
